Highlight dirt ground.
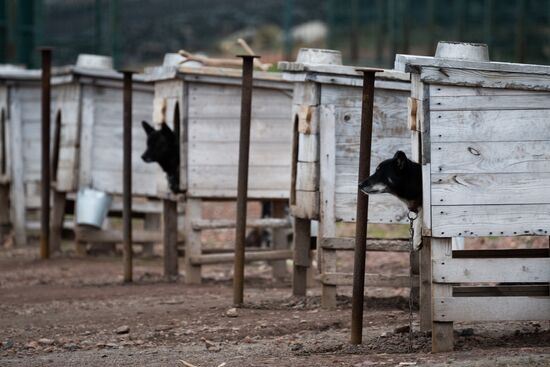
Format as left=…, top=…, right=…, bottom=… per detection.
left=1, top=241, right=549, bottom=367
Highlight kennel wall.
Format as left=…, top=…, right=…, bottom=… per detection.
left=145, top=59, right=295, bottom=283
left=279, top=48, right=416, bottom=307
left=396, top=41, right=550, bottom=352
left=0, top=66, right=62, bottom=245
left=49, top=55, right=161, bottom=252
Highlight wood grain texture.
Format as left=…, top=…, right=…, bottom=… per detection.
left=432, top=257, right=550, bottom=283
left=321, top=272, right=418, bottom=288
left=433, top=297, right=550, bottom=322
left=431, top=94, right=550, bottom=111
left=431, top=204, right=550, bottom=237
left=431, top=110, right=550, bottom=142
left=432, top=173, right=550, bottom=205
left=334, top=192, right=408, bottom=224
left=431, top=141, right=550, bottom=174
left=189, top=117, right=291, bottom=143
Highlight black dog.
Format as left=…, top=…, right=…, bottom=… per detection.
left=141, top=121, right=180, bottom=194
left=359, top=151, right=422, bottom=213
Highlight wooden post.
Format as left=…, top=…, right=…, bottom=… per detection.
left=0, top=184, right=9, bottom=244
left=163, top=199, right=179, bottom=280
left=271, top=200, right=288, bottom=280
left=419, top=236, right=432, bottom=332
left=233, top=55, right=259, bottom=306
left=292, top=217, right=311, bottom=296
left=431, top=237, right=454, bottom=352
left=183, top=198, right=201, bottom=283
left=49, top=191, right=66, bottom=254
left=122, top=70, right=133, bottom=283
left=350, top=68, right=381, bottom=345
left=40, top=47, right=51, bottom=260
left=142, top=212, right=160, bottom=257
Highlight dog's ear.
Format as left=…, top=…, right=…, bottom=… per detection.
left=142, top=121, right=155, bottom=136
left=394, top=151, right=407, bottom=170
left=160, top=122, right=173, bottom=135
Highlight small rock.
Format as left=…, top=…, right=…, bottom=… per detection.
left=459, top=328, right=474, bottom=337
left=154, top=325, right=173, bottom=332
left=115, top=325, right=130, bottom=334
left=289, top=342, right=304, bottom=351
left=38, top=338, right=55, bottom=346
left=394, top=325, right=410, bottom=334
left=242, top=336, right=255, bottom=344
left=299, top=320, right=307, bottom=324
left=2, top=339, right=14, bottom=349
left=25, top=341, right=39, bottom=349
left=225, top=308, right=238, bottom=318
left=381, top=331, right=393, bottom=337
left=106, top=342, right=119, bottom=349
left=64, top=343, right=79, bottom=351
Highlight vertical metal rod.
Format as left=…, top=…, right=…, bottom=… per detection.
left=40, top=47, right=51, bottom=259
left=350, top=68, right=380, bottom=345
left=233, top=54, right=259, bottom=306
left=122, top=71, right=133, bottom=283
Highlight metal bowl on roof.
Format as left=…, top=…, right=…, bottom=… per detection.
left=296, top=48, right=342, bottom=65
left=435, top=41, right=490, bottom=62
left=76, top=54, right=114, bottom=69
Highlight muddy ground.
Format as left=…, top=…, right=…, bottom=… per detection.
left=0, top=240, right=549, bottom=367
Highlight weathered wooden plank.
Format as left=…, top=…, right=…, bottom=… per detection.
left=321, top=237, right=409, bottom=252
left=334, top=192, right=408, bottom=223
left=453, top=285, right=549, bottom=297
left=291, top=190, right=319, bottom=219
left=321, top=272, right=418, bottom=288
left=420, top=66, right=550, bottom=92
left=431, top=237, right=454, bottom=353
left=297, top=133, right=319, bottom=162
left=431, top=110, right=550, bottom=142
left=431, top=204, right=550, bottom=237
left=432, top=173, right=550, bottom=205
left=334, top=106, right=408, bottom=138
left=187, top=165, right=290, bottom=197
left=75, top=227, right=162, bottom=243
left=321, top=86, right=409, bottom=109
left=188, top=84, right=291, bottom=118
left=433, top=257, right=550, bottom=283
left=452, top=248, right=549, bottom=258
left=8, top=87, right=26, bottom=244
left=431, top=94, right=550, bottom=111
left=294, top=104, right=320, bottom=134
left=91, top=146, right=157, bottom=175
left=433, top=297, right=550, bottom=322
left=432, top=141, right=550, bottom=174
left=429, top=84, right=550, bottom=97
left=335, top=137, right=411, bottom=168
left=292, top=82, right=320, bottom=106
left=189, top=249, right=293, bottom=265
left=188, top=118, right=291, bottom=143
left=188, top=142, right=290, bottom=167
left=296, top=161, right=319, bottom=191
left=91, top=170, right=158, bottom=196
left=421, top=166, right=431, bottom=231
left=192, top=218, right=291, bottom=230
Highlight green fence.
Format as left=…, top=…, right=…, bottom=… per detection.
left=0, top=0, right=548, bottom=69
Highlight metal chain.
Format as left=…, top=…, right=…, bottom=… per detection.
left=407, top=211, right=418, bottom=353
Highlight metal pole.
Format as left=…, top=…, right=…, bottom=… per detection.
left=233, top=54, right=259, bottom=306
left=122, top=70, right=133, bottom=283
left=350, top=67, right=381, bottom=345
left=40, top=47, right=51, bottom=259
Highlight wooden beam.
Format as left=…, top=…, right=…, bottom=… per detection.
left=321, top=237, right=409, bottom=252
left=321, top=272, right=419, bottom=288
left=191, top=217, right=291, bottom=230
left=189, top=250, right=292, bottom=265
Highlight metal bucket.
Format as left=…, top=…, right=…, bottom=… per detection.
left=76, top=188, right=112, bottom=228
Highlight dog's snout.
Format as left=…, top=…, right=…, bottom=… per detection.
left=141, top=152, right=152, bottom=163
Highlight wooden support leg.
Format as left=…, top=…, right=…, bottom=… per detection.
left=419, top=236, right=432, bottom=332
left=75, top=225, right=87, bottom=256
left=143, top=212, right=160, bottom=257
left=321, top=252, right=338, bottom=309
left=162, top=199, right=179, bottom=280
left=431, top=237, right=454, bottom=352
left=0, top=184, right=10, bottom=245
left=292, top=217, right=310, bottom=296
left=271, top=200, right=288, bottom=281
left=49, top=190, right=66, bottom=254
left=183, top=198, right=202, bottom=284
left=410, top=249, right=420, bottom=307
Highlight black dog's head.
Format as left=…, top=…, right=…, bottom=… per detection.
left=359, top=151, right=422, bottom=212
left=141, top=121, right=180, bottom=193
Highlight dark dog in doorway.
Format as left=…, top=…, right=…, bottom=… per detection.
left=141, top=121, right=180, bottom=194
left=359, top=151, right=422, bottom=213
